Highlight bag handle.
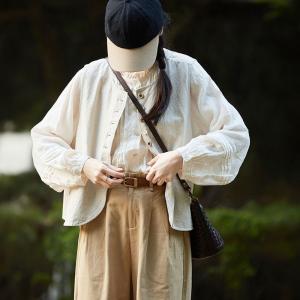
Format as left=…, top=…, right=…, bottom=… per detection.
left=106, top=58, right=196, bottom=200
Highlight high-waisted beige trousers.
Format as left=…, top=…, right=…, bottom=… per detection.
left=74, top=183, right=192, bottom=300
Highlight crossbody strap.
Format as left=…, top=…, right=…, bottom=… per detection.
left=106, top=58, right=194, bottom=199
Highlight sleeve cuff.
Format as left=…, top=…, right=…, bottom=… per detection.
left=78, top=154, right=90, bottom=185
left=174, top=146, right=192, bottom=180
left=64, top=150, right=91, bottom=176
left=79, top=155, right=91, bottom=174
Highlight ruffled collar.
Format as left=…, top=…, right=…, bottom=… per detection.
left=107, top=58, right=160, bottom=90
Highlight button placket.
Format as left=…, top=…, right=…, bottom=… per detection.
left=135, top=85, right=147, bottom=100
left=140, top=123, right=157, bottom=151
left=128, top=84, right=159, bottom=154
left=137, top=92, right=145, bottom=99
left=103, top=97, right=126, bottom=151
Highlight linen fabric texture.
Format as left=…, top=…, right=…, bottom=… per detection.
left=30, top=48, right=250, bottom=230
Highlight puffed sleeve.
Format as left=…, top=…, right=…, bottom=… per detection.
left=175, top=59, right=250, bottom=185
left=30, top=66, right=91, bottom=193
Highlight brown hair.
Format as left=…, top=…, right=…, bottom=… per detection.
left=142, top=24, right=172, bottom=126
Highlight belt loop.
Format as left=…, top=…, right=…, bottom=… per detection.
left=149, top=181, right=154, bottom=192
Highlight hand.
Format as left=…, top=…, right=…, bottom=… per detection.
left=145, top=150, right=183, bottom=186
left=82, top=158, right=125, bottom=188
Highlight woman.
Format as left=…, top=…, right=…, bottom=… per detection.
left=30, top=0, right=250, bottom=299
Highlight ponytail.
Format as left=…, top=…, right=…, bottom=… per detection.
left=142, top=32, right=172, bottom=126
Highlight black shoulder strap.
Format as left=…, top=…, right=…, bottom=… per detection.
left=106, top=58, right=194, bottom=199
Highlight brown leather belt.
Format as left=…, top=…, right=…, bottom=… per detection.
left=120, top=171, right=166, bottom=189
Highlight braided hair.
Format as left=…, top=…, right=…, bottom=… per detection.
left=142, top=16, right=172, bottom=126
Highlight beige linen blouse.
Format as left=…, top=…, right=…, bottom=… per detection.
left=110, top=62, right=158, bottom=173
left=30, top=48, right=250, bottom=230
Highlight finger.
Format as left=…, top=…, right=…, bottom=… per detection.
left=147, top=155, right=159, bottom=166
left=108, top=177, right=124, bottom=186
left=101, top=174, right=124, bottom=184
left=99, top=176, right=123, bottom=187
left=157, top=178, right=165, bottom=186
left=165, top=176, right=172, bottom=182
left=146, top=168, right=156, bottom=182
left=103, top=167, right=125, bottom=179
left=108, top=164, right=124, bottom=171
left=152, top=173, right=162, bottom=184
left=101, top=161, right=124, bottom=172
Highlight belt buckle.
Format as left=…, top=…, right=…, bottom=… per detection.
left=123, top=176, right=138, bottom=188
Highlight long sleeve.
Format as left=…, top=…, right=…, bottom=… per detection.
left=175, top=59, right=250, bottom=185
left=30, top=66, right=90, bottom=192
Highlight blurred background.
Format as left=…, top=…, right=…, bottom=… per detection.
left=0, top=0, right=299, bottom=299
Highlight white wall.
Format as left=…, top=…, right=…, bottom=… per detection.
left=0, top=131, right=33, bottom=174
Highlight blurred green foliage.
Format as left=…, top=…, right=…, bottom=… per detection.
left=0, top=172, right=79, bottom=299
left=200, top=201, right=300, bottom=300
